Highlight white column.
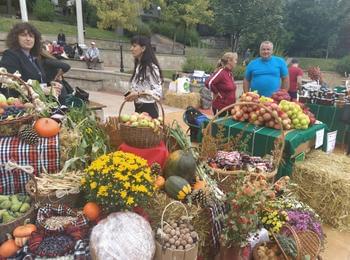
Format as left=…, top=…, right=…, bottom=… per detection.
left=75, top=0, right=85, bottom=47
left=19, top=0, right=28, bottom=22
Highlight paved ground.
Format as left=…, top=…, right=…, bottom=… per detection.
left=88, top=90, right=184, bottom=120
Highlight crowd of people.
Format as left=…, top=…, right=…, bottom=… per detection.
left=0, top=22, right=160, bottom=118
left=0, top=21, right=332, bottom=119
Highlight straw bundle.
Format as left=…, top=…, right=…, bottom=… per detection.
left=146, top=192, right=212, bottom=259
left=293, top=150, right=350, bottom=230
left=164, top=92, right=201, bottom=109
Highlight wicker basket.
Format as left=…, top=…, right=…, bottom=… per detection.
left=154, top=201, right=198, bottom=260
left=269, top=224, right=321, bottom=260
left=0, top=72, right=35, bottom=137
left=118, top=93, right=165, bottom=148
left=200, top=102, right=285, bottom=193
left=25, top=175, right=81, bottom=208
left=0, top=172, right=37, bottom=243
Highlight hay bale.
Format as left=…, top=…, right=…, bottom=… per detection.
left=146, top=192, right=212, bottom=259
left=293, top=150, right=350, bottom=230
left=164, top=91, right=201, bottom=109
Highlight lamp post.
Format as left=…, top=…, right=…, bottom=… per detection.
left=120, top=43, right=124, bottom=73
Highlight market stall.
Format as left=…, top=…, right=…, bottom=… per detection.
left=306, top=103, right=348, bottom=144
left=210, top=118, right=326, bottom=178
left=0, top=69, right=327, bottom=260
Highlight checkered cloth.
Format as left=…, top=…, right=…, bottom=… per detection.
left=36, top=204, right=89, bottom=235
left=0, top=135, right=60, bottom=194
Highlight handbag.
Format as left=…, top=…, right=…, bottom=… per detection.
left=74, top=87, right=89, bottom=102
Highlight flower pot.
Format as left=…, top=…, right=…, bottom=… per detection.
left=216, top=244, right=251, bottom=260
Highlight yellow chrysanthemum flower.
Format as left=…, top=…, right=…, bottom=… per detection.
left=90, top=182, right=97, bottom=189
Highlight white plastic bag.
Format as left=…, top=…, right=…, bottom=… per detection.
left=176, top=77, right=191, bottom=94
left=90, top=212, right=155, bottom=260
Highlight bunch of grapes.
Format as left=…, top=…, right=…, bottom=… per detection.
left=0, top=106, right=26, bottom=120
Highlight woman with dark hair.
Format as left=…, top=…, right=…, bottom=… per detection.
left=0, top=22, right=61, bottom=98
left=124, top=35, right=163, bottom=118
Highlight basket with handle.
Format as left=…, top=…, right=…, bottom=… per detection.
left=24, top=172, right=82, bottom=208
left=0, top=71, right=35, bottom=137
left=201, top=102, right=285, bottom=193
left=154, top=201, right=198, bottom=260
left=0, top=165, right=37, bottom=243
left=118, top=93, right=165, bottom=148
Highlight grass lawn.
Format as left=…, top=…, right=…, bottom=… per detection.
left=298, top=57, right=339, bottom=72
left=0, top=17, right=128, bottom=41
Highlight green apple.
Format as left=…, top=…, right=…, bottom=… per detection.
left=0, top=94, right=6, bottom=103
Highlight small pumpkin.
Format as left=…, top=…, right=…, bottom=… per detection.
left=0, top=234, right=20, bottom=258
left=154, top=176, right=165, bottom=189
left=83, top=202, right=101, bottom=221
left=163, top=150, right=196, bottom=183
left=164, top=176, right=192, bottom=200
left=13, top=220, right=37, bottom=247
left=34, top=118, right=60, bottom=137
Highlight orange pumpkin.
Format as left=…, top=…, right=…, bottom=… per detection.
left=34, top=118, right=60, bottom=137
left=193, top=179, right=206, bottom=190
left=13, top=221, right=37, bottom=247
left=154, top=176, right=165, bottom=189
left=0, top=234, right=20, bottom=258
left=83, top=202, right=101, bottom=221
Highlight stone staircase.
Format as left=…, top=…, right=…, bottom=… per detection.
left=65, top=67, right=170, bottom=93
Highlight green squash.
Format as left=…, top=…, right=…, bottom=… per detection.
left=163, top=150, right=196, bottom=183
left=164, top=176, right=192, bottom=200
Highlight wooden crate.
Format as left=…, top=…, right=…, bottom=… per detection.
left=154, top=240, right=198, bottom=260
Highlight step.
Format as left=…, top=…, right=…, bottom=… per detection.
left=64, top=58, right=104, bottom=70
left=64, top=75, right=103, bottom=91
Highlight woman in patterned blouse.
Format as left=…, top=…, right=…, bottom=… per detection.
left=125, top=35, right=163, bottom=118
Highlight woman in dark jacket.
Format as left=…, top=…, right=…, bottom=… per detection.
left=0, top=22, right=61, bottom=98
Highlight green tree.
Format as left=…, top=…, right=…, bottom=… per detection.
left=88, top=0, right=151, bottom=31
left=211, top=0, right=289, bottom=52
left=285, top=0, right=350, bottom=58
left=33, top=0, right=55, bottom=21
left=161, top=0, right=213, bottom=48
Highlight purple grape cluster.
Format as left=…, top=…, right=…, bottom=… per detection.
left=0, top=106, right=26, bottom=120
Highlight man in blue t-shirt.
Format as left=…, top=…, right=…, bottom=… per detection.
left=243, top=41, right=289, bottom=97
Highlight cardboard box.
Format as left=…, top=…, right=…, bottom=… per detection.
left=292, top=139, right=315, bottom=158
left=154, top=240, right=198, bottom=260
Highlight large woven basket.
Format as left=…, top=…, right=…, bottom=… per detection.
left=0, top=72, right=35, bottom=137
left=0, top=172, right=37, bottom=243
left=200, top=102, right=285, bottom=193
left=118, top=93, right=165, bottom=148
left=269, top=224, right=321, bottom=260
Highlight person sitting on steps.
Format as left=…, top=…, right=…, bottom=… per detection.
left=84, top=41, right=100, bottom=69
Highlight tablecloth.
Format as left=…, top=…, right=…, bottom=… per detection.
left=307, top=103, right=349, bottom=144
left=211, top=118, right=327, bottom=178
left=118, top=141, right=169, bottom=168
left=0, top=135, right=60, bottom=194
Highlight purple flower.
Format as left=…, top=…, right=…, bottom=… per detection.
left=287, top=210, right=324, bottom=240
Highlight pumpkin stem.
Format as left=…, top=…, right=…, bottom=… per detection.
left=24, top=218, right=30, bottom=225
left=6, top=233, right=13, bottom=240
